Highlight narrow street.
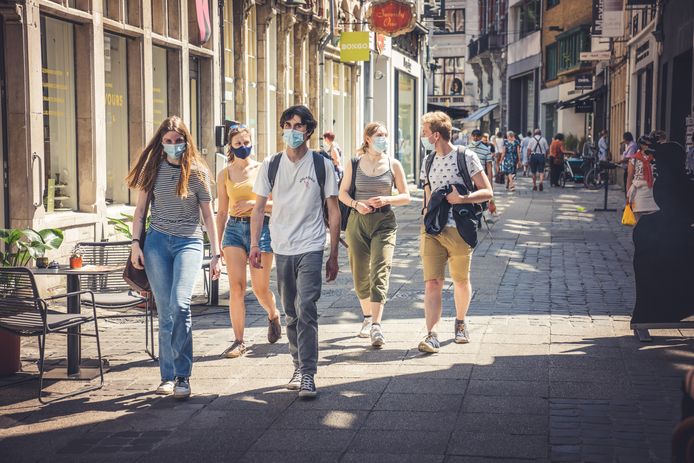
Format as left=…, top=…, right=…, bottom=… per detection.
left=1, top=178, right=692, bottom=462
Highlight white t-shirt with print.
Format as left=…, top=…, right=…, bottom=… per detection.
left=254, top=150, right=339, bottom=256
left=420, top=146, right=484, bottom=228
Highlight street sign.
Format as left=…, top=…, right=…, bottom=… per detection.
left=340, top=32, right=370, bottom=62
left=366, top=0, right=417, bottom=37
left=580, top=51, right=611, bottom=61
left=575, top=100, right=594, bottom=113
left=423, top=0, right=445, bottom=19
left=592, top=0, right=624, bottom=37
left=575, top=74, right=593, bottom=90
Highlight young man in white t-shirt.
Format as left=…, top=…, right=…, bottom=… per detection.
left=251, top=105, right=340, bottom=398
left=418, top=111, right=494, bottom=353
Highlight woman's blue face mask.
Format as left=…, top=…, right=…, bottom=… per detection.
left=372, top=136, right=388, bottom=153
left=163, top=143, right=186, bottom=160
left=231, top=145, right=253, bottom=159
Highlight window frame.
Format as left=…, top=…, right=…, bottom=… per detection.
left=545, top=43, right=558, bottom=80
left=433, top=8, right=465, bottom=35
left=432, top=57, right=465, bottom=96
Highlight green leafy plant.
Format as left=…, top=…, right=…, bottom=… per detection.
left=565, top=133, right=579, bottom=152
left=108, top=213, right=150, bottom=240
left=0, top=228, right=65, bottom=267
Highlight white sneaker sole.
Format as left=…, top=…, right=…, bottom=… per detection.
left=454, top=337, right=470, bottom=344
left=371, top=338, right=385, bottom=348
left=418, top=341, right=439, bottom=353
left=286, top=383, right=301, bottom=391
left=298, top=389, right=317, bottom=398
left=358, top=331, right=370, bottom=338
left=155, top=388, right=173, bottom=395
left=173, top=389, right=191, bottom=400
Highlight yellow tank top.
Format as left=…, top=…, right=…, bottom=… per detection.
left=225, top=170, right=256, bottom=217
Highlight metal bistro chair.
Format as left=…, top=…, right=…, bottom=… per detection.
left=78, top=241, right=156, bottom=360
left=0, top=267, right=103, bottom=404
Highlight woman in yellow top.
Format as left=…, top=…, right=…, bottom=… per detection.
left=215, top=122, right=281, bottom=358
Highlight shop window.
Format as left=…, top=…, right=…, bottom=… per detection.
left=41, top=16, right=78, bottom=213
left=152, top=46, right=169, bottom=134
left=519, top=0, right=541, bottom=39
left=151, top=0, right=180, bottom=38
left=396, top=71, right=416, bottom=181
left=245, top=7, right=258, bottom=131
left=433, top=57, right=464, bottom=96
left=189, top=56, right=201, bottom=148
left=188, top=0, right=211, bottom=48
left=546, top=43, right=558, bottom=80
left=104, top=33, right=130, bottom=205
left=268, top=16, right=278, bottom=154
left=287, top=26, right=295, bottom=100
left=434, top=8, right=464, bottom=34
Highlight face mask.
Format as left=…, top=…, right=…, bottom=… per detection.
left=421, top=135, right=436, bottom=152
left=283, top=129, right=305, bottom=149
left=372, top=136, right=388, bottom=153
left=231, top=145, right=252, bottom=159
left=162, top=143, right=186, bottom=159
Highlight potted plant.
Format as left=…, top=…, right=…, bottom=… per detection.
left=69, top=244, right=82, bottom=269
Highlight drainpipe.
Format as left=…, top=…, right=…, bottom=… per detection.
left=318, top=0, right=335, bottom=138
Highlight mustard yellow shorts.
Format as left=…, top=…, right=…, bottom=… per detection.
left=420, top=226, right=473, bottom=283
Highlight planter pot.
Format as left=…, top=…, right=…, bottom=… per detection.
left=0, top=330, right=21, bottom=375
left=36, top=257, right=49, bottom=268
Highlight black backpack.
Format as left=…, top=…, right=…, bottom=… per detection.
left=424, top=146, right=488, bottom=222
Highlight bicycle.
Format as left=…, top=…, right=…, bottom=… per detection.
left=584, top=159, right=609, bottom=190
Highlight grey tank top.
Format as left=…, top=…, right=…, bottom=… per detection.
left=354, top=160, right=394, bottom=201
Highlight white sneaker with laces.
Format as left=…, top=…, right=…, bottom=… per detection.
left=370, top=324, right=385, bottom=348
left=358, top=318, right=372, bottom=338
left=155, top=380, right=175, bottom=395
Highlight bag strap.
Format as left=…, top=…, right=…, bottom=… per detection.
left=313, top=151, right=326, bottom=206
left=348, top=157, right=359, bottom=197
left=422, top=153, right=436, bottom=213
left=138, top=189, right=154, bottom=241
left=456, top=146, right=476, bottom=194
left=267, top=152, right=283, bottom=191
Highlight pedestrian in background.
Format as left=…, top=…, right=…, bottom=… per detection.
left=598, top=130, right=609, bottom=162
left=549, top=133, right=568, bottom=187
left=520, top=130, right=532, bottom=176
left=626, top=136, right=659, bottom=222
left=323, top=131, right=343, bottom=180
left=251, top=105, right=340, bottom=399
left=126, top=116, right=221, bottom=400
left=339, top=122, right=411, bottom=348
left=418, top=111, right=493, bottom=353
left=492, top=130, right=505, bottom=170
left=527, top=128, right=549, bottom=191
left=215, top=122, right=281, bottom=359
left=622, top=132, right=638, bottom=191
left=502, top=131, right=520, bottom=191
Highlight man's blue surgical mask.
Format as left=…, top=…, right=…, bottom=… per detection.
left=373, top=136, right=388, bottom=153
left=163, top=143, right=186, bottom=160
left=421, top=135, right=436, bottom=152
left=231, top=145, right=253, bottom=159
left=283, top=129, right=305, bottom=149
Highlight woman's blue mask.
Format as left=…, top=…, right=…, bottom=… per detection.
left=163, top=143, right=186, bottom=159
left=283, top=129, right=305, bottom=149
left=373, top=136, right=388, bottom=153
left=231, top=145, right=253, bottom=159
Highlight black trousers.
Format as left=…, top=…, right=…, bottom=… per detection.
left=550, top=162, right=563, bottom=186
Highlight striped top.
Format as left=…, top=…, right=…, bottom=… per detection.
left=150, top=160, right=212, bottom=239
left=354, top=162, right=394, bottom=201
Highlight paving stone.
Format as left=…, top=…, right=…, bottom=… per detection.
left=374, top=393, right=463, bottom=412
left=348, top=429, right=450, bottom=454
left=363, top=411, right=457, bottom=431
left=447, top=431, right=548, bottom=458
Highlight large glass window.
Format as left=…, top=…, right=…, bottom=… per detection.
left=396, top=71, right=416, bottom=181
left=152, top=45, right=169, bottom=131
left=519, top=0, right=541, bottom=38
left=223, top=0, right=234, bottom=120
left=189, top=56, right=200, bottom=148
left=546, top=43, right=558, bottom=80
left=435, top=8, right=465, bottom=34
left=104, top=33, right=129, bottom=205
left=41, top=16, right=77, bottom=213
left=268, top=16, right=277, bottom=155
left=558, top=27, right=589, bottom=72
left=432, top=57, right=464, bottom=96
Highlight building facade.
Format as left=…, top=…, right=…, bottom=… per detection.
left=467, top=0, right=507, bottom=133
left=506, top=0, right=542, bottom=135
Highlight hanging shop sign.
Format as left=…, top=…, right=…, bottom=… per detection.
left=340, top=32, right=371, bottom=62
left=580, top=51, right=611, bottom=61
left=592, top=0, right=624, bottom=38
left=366, top=0, right=417, bottom=38
left=575, top=100, right=594, bottom=114
left=575, top=73, right=593, bottom=90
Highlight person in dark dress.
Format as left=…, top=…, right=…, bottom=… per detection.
left=631, top=138, right=694, bottom=325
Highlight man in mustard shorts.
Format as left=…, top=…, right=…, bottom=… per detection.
left=418, top=112, right=494, bottom=353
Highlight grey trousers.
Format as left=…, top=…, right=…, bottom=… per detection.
left=275, top=251, right=323, bottom=375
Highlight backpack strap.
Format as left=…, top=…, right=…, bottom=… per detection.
left=312, top=150, right=326, bottom=211
left=267, top=152, right=283, bottom=191
left=456, top=146, right=476, bottom=193
left=422, top=153, right=436, bottom=214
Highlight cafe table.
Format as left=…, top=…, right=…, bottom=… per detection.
left=30, top=264, right=124, bottom=379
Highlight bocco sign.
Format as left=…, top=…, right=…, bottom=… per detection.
left=366, top=0, right=416, bottom=38
left=340, top=32, right=371, bottom=62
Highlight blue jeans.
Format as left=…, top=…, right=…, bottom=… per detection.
left=144, top=228, right=203, bottom=380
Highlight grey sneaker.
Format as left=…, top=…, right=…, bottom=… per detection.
left=268, top=316, right=282, bottom=344
left=155, top=380, right=175, bottom=395
left=370, top=324, right=385, bottom=348
left=418, top=333, right=441, bottom=353
left=298, top=374, right=317, bottom=399
left=173, top=376, right=191, bottom=400
left=286, top=368, right=302, bottom=390
left=454, top=319, right=470, bottom=344
left=223, top=340, right=246, bottom=358
left=358, top=318, right=372, bottom=338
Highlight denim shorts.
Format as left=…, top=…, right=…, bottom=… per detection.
left=221, top=216, right=272, bottom=254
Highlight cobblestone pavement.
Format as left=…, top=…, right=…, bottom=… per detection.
left=1, top=176, right=692, bottom=462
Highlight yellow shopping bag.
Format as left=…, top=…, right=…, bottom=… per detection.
left=622, top=203, right=636, bottom=226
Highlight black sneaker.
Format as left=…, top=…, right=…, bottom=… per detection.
left=173, top=376, right=191, bottom=400
left=286, top=368, right=302, bottom=390
left=298, top=374, right=317, bottom=399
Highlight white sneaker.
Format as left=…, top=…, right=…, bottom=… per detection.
left=370, top=324, right=385, bottom=348
left=358, top=318, right=372, bottom=338
left=155, top=380, right=175, bottom=395
left=173, top=376, right=191, bottom=400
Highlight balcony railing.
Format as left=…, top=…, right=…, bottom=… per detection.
left=468, top=33, right=506, bottom=60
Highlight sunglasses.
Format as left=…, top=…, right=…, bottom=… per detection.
left=228, top=123, right=247, bottom=130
